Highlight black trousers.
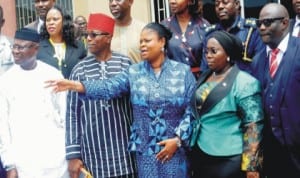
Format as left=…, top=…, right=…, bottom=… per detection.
left=189, top=146, right=245, bottom=178
left=263, top=132, right=300, bottom=178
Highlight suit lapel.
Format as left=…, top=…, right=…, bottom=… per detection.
left=277, top=37, right=298, bottom=104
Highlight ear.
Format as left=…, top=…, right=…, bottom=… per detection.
left=0, top=19, right=4, bottom=28
left=129, top=0, right=133, bottom=6
left=105, top=34, right=113, bottom=44
left=282, top=18, right=289, bottom=28
left=160, top=37, right=166, bottom=49
left=234, top=0, right=240, bottom=11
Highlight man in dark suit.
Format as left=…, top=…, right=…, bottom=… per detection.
left=254, top=3, right=300, bottom=178
left=25, top=0, right=56, bottom=33
left=290, top=0, right=300, bottom=36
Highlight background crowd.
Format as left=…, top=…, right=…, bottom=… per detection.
left=0, top=0, right=300, bottom=178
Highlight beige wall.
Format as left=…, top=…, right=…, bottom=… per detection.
left=1, top=0, right=17, bottom=38
left=73, top=0, right=151, bottom=23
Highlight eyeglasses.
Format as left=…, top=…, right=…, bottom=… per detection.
left=11, top=44, right=35, bottom=51
left=33, top=0, right=49, bottom=4
left=76, top=22, right=87, bottom=26
left=109, top=0, right=123, bottom=3
left=85, top=32, right=109, bottom=38
left=256, top=17, right=285, bottom=27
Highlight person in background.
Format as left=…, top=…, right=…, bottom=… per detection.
left=204, top=0, right=265, bottom=75
left=0, top=28, right=68, bottom=178
left=0, top=5, right=13, bottom=76
left=290, top=0, right=300, bottom=37
left=253, top=3, right=300, bottom=178
left=189, top=30, right=263, bottom=178
left=46, top=22, right=196, bottom=178
left=0, top=6, right=12, bottom=177
left=74, top=15, right=87, bottom=49
left=65, top=13, right=136, bottom=178
left=37, top=5, right=86, bottom=78
left=25, top=0, right=56, bottom=33
left=161, top=0, right=208, bottom=79
left=109, top=0, right=146, bottom=63
left=197, top=0, right=210, bottom=25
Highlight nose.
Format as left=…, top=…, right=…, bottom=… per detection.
left=216, top=2, right=225, bottom=9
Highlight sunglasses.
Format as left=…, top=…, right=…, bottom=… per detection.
left=256, top=17, right=285, bottom=27
left=85, top=32, right=109, bottom=38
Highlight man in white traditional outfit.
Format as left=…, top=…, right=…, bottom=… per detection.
left=0, top=5, right=13, bottom=75
left=0, top=28, right=68, bottom=178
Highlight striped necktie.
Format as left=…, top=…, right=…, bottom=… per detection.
left=269, top=48, right=280, bottom=78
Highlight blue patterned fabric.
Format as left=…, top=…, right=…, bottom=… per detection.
left=82, top=58, right=196, bottom=177
left=161, top=16, right=208, bottom=72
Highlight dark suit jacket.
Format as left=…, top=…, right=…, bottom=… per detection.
left=252, top=36, right=300, bottom=168
left=289, top=18, right=296, bottom=34
left=37, top=39, right=87, bottom=78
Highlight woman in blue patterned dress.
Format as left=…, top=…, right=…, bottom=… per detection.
left=46, top=22, right=196, bottom=178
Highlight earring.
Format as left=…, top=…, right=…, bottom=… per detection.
left=227, top=57, right=230, bottom=62
left=161, top=47, right=165, bottom=52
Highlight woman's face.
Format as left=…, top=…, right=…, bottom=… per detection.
left=139, top=28, right=164, bottom=62
left=205, top=38, right=228, bottom=72
left=169, top=0, right=189, bottom=15
left=45, top=8, right=63, bottom=37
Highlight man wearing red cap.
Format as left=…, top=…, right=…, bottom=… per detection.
left=65, top=13, right=136, bottom=178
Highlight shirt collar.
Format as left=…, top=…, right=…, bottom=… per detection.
left=295, top=16, right=300, bottom=27
left=266, top=33, right=289, bottom=54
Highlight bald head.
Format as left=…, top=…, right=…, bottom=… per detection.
left=260, top=3, right=289, bottom=20
left=258, top=3, right=290, bottom=49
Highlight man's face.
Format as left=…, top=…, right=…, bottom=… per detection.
left=109, top=0, right=131, bottom=20
left=86, top=30, right=111, bottom=56
left=257, top=7, right=287, bottom=48
left=12, top=39, right=37, bottom=66
left=215, top=0, right=239, bottom=21
left=293, top=0, right=300, bottom=17
left=74, top=17, right=87, bottom=33
left=34, top=0, right=56, bottom=20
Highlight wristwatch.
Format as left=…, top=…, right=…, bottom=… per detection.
left=175, top=137, right=182, bottom=148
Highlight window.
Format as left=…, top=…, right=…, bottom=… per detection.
left=150, top=0, right=170, bottom=22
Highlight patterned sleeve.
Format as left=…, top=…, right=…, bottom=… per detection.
left=174, top=69, right=196, bottom=147
left=81, top=69, right=130, bottom=100
left=236, top=76, right=264, bottom=171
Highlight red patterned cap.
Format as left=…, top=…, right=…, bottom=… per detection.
left=87, top=13, right=115, bottom=35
